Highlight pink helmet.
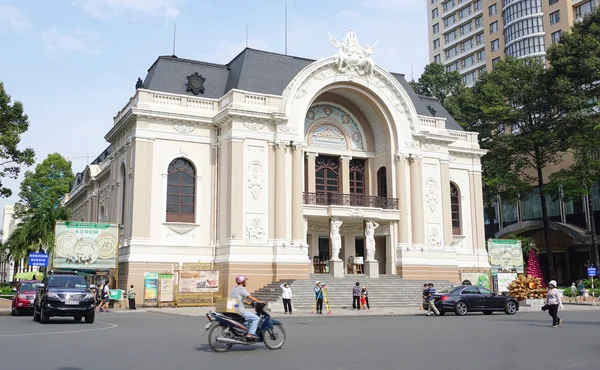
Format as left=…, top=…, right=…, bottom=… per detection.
left=235, top=275, right=247, bottom=284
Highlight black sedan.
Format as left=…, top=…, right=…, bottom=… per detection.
left=430, top=285, right=519, bottom=316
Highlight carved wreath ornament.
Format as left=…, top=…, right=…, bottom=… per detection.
left=247, top=160, right=265, bottom=200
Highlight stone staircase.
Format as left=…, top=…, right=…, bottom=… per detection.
left=252, top=274, right=454, bottom=312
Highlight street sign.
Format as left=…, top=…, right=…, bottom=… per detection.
left=588, top=266, right=598, bottom=277
left=28, top=252, right=49, bottom=267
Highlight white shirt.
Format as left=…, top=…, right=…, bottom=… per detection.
left=280, top=284, right=292, bottom=299
left=103, top=285, right=110, bottom=297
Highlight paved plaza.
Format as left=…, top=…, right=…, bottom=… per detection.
left=1, top=310, right=599, bottom=370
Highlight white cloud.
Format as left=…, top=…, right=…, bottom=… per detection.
left=73, top=0, right=187, bottom=21
left=0, top=5, right=33, bottom=32
left=41, top=28, right=101, bottom=55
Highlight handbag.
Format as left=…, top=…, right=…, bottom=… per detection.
left=541, top=304, right=549, bottom=311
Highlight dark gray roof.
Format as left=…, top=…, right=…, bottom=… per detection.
left=141, top=48, right=462, bottom=131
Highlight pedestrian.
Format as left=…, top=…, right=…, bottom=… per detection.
left=361, top=285, right=370, bottom=310
left=420, top=283, right=428, bottom=310
left=426, top=283, right=440, bottom=316
left=280, top=282, right=293, bottom=314
left=570, top=282, right=578, bottom=303
left=314, top=281, right=324, bottom=314
left=128, top=284, right=136, bottom=310
left=352, top=281, right=361, bottom=310
left=99, top=280, right=110, bottom=312
left=576, top=280, right=585, bottom=303
left=545, top=280, right=563, bottom=328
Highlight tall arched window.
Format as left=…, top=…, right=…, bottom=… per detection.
left=166, top=158, right=196, bottom=222
left=120, top=164, right=126, bottom=227
left=315, top=156, right=339, bottom=194
left=349, top=159, right=365, bottom=194
left=450, top=182, right=461, bottom=235
left=377, top=167, right=387, bottom=198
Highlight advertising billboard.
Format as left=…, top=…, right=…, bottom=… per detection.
left=53, top=222, right=119, bottom=270
left=487, top=239, right=524, bottom=274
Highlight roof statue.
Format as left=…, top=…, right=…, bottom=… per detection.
left=329, top=28, right=378, bottom=76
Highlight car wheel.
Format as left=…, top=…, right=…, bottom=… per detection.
left=438, top=311, right=446, bottom=316
left=85, top=313, right=95, bottom=324
left=454, top=301, right=468, bottom=316
left=74, top=316, right=82, bottom=322
left=11, top=307, right=17, bottom=316
left=504, top=301, right=517, bottom=315
left=483, top=311, right=493, bottom=315
left=33, top=306, right=40, bottom=322
left=39, top=306, right=49, bottom=324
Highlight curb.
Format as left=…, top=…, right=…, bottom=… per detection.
left=0, top=310, right=11, bottom=317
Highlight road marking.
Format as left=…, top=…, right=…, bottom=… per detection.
left=0, top=321, right=117, bottom=338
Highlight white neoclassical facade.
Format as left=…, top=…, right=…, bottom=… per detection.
left=65, top=30, right=489, bottom=297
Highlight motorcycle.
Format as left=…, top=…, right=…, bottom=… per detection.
left=205, top=302, right=286, bottom=352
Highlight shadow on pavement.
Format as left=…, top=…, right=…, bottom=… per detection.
left=194, top=344, right=268, bottom=353
left=502, top=319, right=600, bottom=326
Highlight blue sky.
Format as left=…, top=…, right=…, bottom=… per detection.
left=0, top=0, right=428, bottom=224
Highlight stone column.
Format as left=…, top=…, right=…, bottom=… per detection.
left=395, top=153, right=410, bottom=245
left=229, top=140, right=245, bottom=238
left=440, top=161, right=453, bottom=246
left=306, top=152, right=318, bottom=193
left=274, top=142, right=287, bottom=241
left=291, top=142, right=304, bottom=243
left=471, top=171, right=486, bottom=251
left=340, top=155, right=352, bottom=195
left=410, top=155, right=425, bottom=245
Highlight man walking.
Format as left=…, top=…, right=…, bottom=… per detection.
left=426, top=283, right=440, bottom=316
left=314, top=281, right=324, bottom=314
left=280, top=282, right=293, bottom=314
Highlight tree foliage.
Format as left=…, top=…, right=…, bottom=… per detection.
left=0, top=82, right=35, bottom=198
left=410, top=63, right=463, bottom=105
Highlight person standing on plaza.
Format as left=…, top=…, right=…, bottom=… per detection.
left=127, top=285, right=136, bottom=310
left=280, top=282, right=293, bottom=314
left=426, top=283, right=440, bottom=316
left=99, top=280, right=110, bottom=312
left=352, top=281, right=361, bottom=310
left=314, top=281, right=324, bottom=314
left=570, top=283, right=578, bottom=303
left=361, top=285, right=370, bottom=310
left=576, top=280, right=585, bottom=303
left=420, top=283, right=429, bottom=310
left=546, top=280, right=563, bottom=327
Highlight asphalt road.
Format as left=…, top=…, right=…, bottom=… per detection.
left=1, top=310, right=599, bottom=370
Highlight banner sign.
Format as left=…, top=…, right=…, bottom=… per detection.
left=497, top=273, right=518, bottom=293
left=588, top=266, right=597, bottom=277
left=28, top=252, right=49, bottom=267
left=144, top=272, right=159, bottom=306
left=487, top=239, right=524, bottom=274
left=178, top=270, right=219, bottom=293
left=159, top=273, right=174, bottom=302
left=460, top=272, right=491, bottom=290
left=53, top=222, right=119, bottom=270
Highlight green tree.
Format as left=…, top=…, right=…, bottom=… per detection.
left=0, top=82, right=35, bottom=198
left=547, top=8, right=600, bottom=112
left=14, top=153, right=74, bottom=218
left=410, top=63, right=463, bottom=105
left=465, top=57, right=578, bottom=281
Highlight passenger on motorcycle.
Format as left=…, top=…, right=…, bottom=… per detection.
left=230, top=275, right=265, bottom=340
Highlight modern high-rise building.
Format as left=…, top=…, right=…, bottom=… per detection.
left=427, top=0, right=599, bottom=86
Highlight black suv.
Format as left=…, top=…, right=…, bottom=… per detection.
left=33, top=271, right=95, bottom=324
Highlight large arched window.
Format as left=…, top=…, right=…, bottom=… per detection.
left=450, top=182, right=461, bottom=235
left=377, top=167, right=387, bottom=198
left=315, top=156, right=339, bottom=194
left=349, top=159, right=365, bottom=194
left=166, top=158, right=196, bottom=222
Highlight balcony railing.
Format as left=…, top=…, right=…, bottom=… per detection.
left=303, top=192, right=399, bottom=210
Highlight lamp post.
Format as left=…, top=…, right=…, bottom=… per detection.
left=0, top=248, right=9, bottom=285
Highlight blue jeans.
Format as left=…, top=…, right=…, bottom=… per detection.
left=241, top=310, right=259, bottom=335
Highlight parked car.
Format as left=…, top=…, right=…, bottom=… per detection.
left=33, top=271, right=96, bottom=324
left=11, top=280, right=40, bottom=316
left=431, top=285, right=519, bottom=316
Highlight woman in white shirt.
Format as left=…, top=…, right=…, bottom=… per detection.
left=546, top=280, right=563, bottom=328
left=280, top=283, right=293, bottom=314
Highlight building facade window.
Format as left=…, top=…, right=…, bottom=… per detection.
left=433, top=23, right=440, bottom=34
left=503, top=16, right=544, bottom=44
left=315, top=156, right=339, bottom=194
left=491, top=38, right=500, bottom=51
left=434, top=54, right=442, bottom=63
left=462, top=54, right=476, bottom=69
left=477, top=49, right=486, bottom=62
left=489, top=4, right=497, bottom=16
left=503, top=0, right=543, bottom=24
left=474, top=0, right=482, bottom=11
left=478, top=66, right=487, bottom=76
left=445, top=30, right=457, bottom=43
left=576, top=1, right=595, bottom=18
left=505, top=35, right=545, bottom=57
left=492, top=57, right=501, bottom=69
left=377, top=167, right=387, bottom=198
left=476, top=32, right=485, bottom=45
left=459, top=5, right=472, bottom=19
left=349, top=159, right=365, bottom=194
left=490, top=21, right=499, bottom=34
left=551, top=30, right=562, bottom=44
left=550, top=10, right=560, bottom=25
left=549, top=0, right=559, bottom=5
left=434, top=38, right=441, bottom=49
left=459, top=22, right=473, bottom=36
left=166, top=158, right=196, bottom=222
left=447, top=62, right=459, bottom=72
left=463, top=71, right=477, bottom=86
left=461, top=38, right=474, bottom=52
left=446, top=46, right=459, bottom=59
left=475, top=16, right=483, bottom=28
left=432, top=8, right=439, bottom=19
left=450, top=182, right=461, bottom=234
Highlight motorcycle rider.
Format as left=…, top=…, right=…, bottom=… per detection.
left=230, top=275, right=264, bottom=340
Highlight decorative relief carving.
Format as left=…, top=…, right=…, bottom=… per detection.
left=246, top=218, right=266, bottom=241
left=340, top=224, right=363, bottom=233
left=247, top=159, right=265, bottom=200
left=424, top=143, right=441, bottom=152
left=166, top=223, right=197, bottom=235
left=173, top=123, right=195, bottom=134
left=329, top=28, right=377, bottom=76
left=426, top=177, right=439, bottom=212
left=427, top=225, right=442, bottom=250
left=308, top=224, right=329, bottom=233
left=348, top=207, right=365, bottom=217
left=278, top=122, right=297, bottom=133
left=179, top=149, right=188, bottom=157
left=375, top=224, right=390, bottom=235
left=243, top=121, right=266, bottom=131
left=449, top=155, right=458, bottom=162
left=305, top=104, right=365, bottom=150
left=405, top=140, right=419, bottom=148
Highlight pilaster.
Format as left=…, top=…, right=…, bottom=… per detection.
left=340, top=155, right=352, bottom=194
left=274, top=141, right=287, bottom=240
left=291, top=142, right=305, bottom=242
left=440, top=161, right=453, bottom=246
left=306, top=152, right=318, bottom=194
left=410, top=155, right=424, bottom=245
left=395, top=152, right=410, bottom=245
